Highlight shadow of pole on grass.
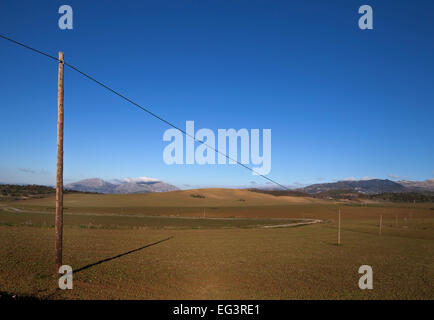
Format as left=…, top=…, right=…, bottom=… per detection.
left=74, top=236, right=174, bottom=274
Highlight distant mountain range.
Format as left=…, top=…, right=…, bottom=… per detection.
left=296, top=178, right=434, bottom=195
left=65, top=177, right=178, bottom=194
left=51, top=176, right=434, bottom=195
left=396, top=179, right=434, bottom=192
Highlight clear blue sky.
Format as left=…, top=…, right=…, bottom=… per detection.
left=1, top=0, right=433, bottom=188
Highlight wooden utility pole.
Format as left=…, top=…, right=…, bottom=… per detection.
left=337, top=209, right=341, bottom=245
left=55, top=51, right=64, bottom=272
left=411, top=200, right=416, bottom=220
left=379, top=214, right=383, bottom=236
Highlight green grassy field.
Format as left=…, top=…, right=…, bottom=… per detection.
left=0, top=189, right=433, bottom=299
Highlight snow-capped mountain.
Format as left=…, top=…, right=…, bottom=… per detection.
left=65, top=177, right=178, bottom=194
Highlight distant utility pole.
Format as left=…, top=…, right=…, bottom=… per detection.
left=379, top=214, right=383, bottom=236
left=411, top=200, right=416, bottom=220
left=337, top=209, right=341, bottom=245
left=55, top=51, right=64, bottom=272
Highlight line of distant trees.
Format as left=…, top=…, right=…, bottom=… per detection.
left=0, top=184, right=94, bottom=201
left=248, top=188, right=434, bottom=203
left=366, top=192, right=434, bottom=202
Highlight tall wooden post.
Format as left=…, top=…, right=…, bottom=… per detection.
left=55, top=51, right=64, bottom=272
left=337, top=209, right=341, bottom=245
left=411, top=200, right=415, bottom=220
left=379, top=214, right=383, bottom=236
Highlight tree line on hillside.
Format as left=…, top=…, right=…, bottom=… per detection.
left=366, top=192, right=434, bottom=202
left=0, top=184, right=95, bottom=201
left=248, top=188, right=434, bottom=202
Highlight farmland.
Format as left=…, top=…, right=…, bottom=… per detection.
left=0, top=189, right=433, bottom=299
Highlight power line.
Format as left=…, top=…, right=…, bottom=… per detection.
left=0, top=34, right=59, bottom=62
left=0, top=34, right=289, bottom=190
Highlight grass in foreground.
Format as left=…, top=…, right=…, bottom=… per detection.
left=0, top=218, right=432, bottom=299
left=0, top=191, right=433, bottom=299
